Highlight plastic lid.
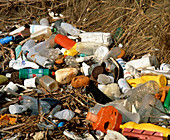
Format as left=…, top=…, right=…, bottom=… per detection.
left=117, top=49, right=125, bottom=58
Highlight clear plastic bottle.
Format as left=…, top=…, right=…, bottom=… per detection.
left=138, top=94, right=156, bottom=123
left=52, top=19, right=67, bottom=36
left=39, top=48, right=61, bottom=60
left=39, top=75, right=59, bottom=92
left=125, top=63, right=141, bottom=78
left=61, top=22, right=80, bottom=36
left=125, top=81, right=159, bottom=112
left=45, top=34, right=57, bottom=48
left=40, top=18, right=49, bottom=26
left=76, top=42, right=105, bottom=55
left=30, top=27, right=52, bottom=40
left=19, top=95, right=51, bottom=115
left=21, top=40, right=35, bottom=54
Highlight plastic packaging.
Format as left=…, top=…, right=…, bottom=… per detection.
left=138, top=94, right=156, bottom=123
left=9, top=104, right=28, bottom=114
left=53, top=109, right=75, bottom=121
left=20, top=95, right=51, bottom=115
left=30, top=27, right=52, bottom=40
left=125, top=63, right=141, bottom=78
left=117, top=58, right=133, bottom=80
left=19, top=69, right=55, bottom=79
left=39, top=75, right=59, bottom=92
left=0, top=75, right=8, bottom=84
left=79, top=32, right=113, bottom=46
left=61, top=22, right=80, bottom=36
left=39, top=48, right=61, bottom=60
left=125, top=81, right=159, bottom=112
left=0, top=36, right=14, bottom=45
left=76, top=42, right=106, bottom=55
left=98, top=83, right=121, bottom=100
left=160, top=63, right=170, bottom=71
left=97, top=74, right=114, bottom=85
left=118, top=78, right=131, bottom=94
left=40, top=18, right=49, bottom=26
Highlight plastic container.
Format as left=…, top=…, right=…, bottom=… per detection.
left=61, top=22, right=80, bottom=36
left=40, top=18, right=49, bottom=26
left=79, top=32, right=112, bottom=46
left=125, top=81, right=159, bottom=112
left=127, top=74, right=167, bottom=88
left=164, top=89, right=170, bottom=112
left=53, top=109, right=75, bottom=121
left=21, top=40, right=35, bottom=54
left=64, top=43, right=78, bottom=56
left=39, top=75, right=59, bottom=92
left=0, top=36, right=14, bottom=45
left=126, top=56, right=152, bottom=70
left=76, top=42, right=106, bottom=55
left=9, top=104, right=28, bottom=114
left=160, top=63, right=170, bottom=71
left=30, top=27, right=52, bottom=40
left=19, top=69, right=55, bottom=79
left=39, top=48, right=61, bottom=60
left=118, top=78, right=131, bottom=94
left=138, top=94, right=156, bottom=123
left=125, top=64, right=141, bottom=78
left=30, top=25, right=50, bottom=34
left=117, top=58, right=133, bottom=80
left=54, top=34, right=76, bottom=50
left=19, top=95, right=51, bottom=115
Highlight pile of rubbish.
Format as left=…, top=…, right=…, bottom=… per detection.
left=0, top=16, right=170, bottom=140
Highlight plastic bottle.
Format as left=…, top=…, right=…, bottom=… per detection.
left=76, top=42, right=106, bottom=55
left=54, top=34, right=76, bottom=50
left=125, top=63, right=141, bottom=78
left=38, top=75, right=59, bottom=92
left=126, top=56, right=152, bottom=70
left=30, top=25, right=50, bottom=34
left=64, top=43, right=78, bottom=56
left=160, top=63, right=170, bottom=71
left=53, top=109, right=75, bottom=121
left=30, top=27, right=52, bottom=40
left=117, top=58, right=133, bottom=80
left=138, top=94, right=156, bottom=123
left=0, top=75, right=8, bottom=84
left=118, top=78, right=131, bottom=94
left=94, top=46, right=109, bottom=62
left=164, top=89, right=170, bottom=112
left=45, top=34, right=57, bottom=48
left=52, top=19, right=67, bottom=36
left=40, top=18, right=49, bottom=26
left=125, top=81, right=159, bottom=112
left=61, top=22, right=80, bottom=36
left=19, top=95, right=51, bottom=115
left=21, top=40, right=35, bottom=54
left=19, top=69, right=55, bottom=79
left=9, top=104, right=28, bottom=114
left=9, top=26, right=25, bottom=35
left=0, top=36, right=14, bottom=45
left=79, top=32, right=112, bottom=46
left=48, top=105, right=62, bottom=118
left=39, top=48, right=61, bottom=60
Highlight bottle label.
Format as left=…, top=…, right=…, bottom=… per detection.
left=27, top=69, right=44, bottom=78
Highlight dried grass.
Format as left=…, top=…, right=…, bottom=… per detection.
left=0, top=0, right=169, bottom=63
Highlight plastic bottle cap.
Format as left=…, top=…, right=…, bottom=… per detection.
left=51, top=71, right=55, bottom=76
left=117, top=49, right=125, bottom=58
left=19, top=96, right=23, bottom=100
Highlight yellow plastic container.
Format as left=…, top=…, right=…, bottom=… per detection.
left=127, top=75, right=167, bottom=88
left=64, top=43, right=78, bottom=56
left=120, top=121, right=170, bottom=137
left=0, top=75, right=8, bottom=84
